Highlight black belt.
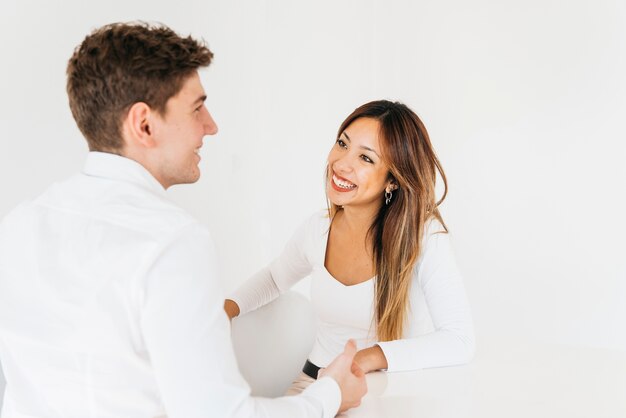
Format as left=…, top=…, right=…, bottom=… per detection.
left=302, top=359, right=321, bottom=380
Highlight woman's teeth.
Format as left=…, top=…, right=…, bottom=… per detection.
left=333, top=174, right=356, bottom=190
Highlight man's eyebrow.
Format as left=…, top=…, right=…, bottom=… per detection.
left=341, top=132, right=380, bottom=158
left=192, top=95, right=207, bottom=106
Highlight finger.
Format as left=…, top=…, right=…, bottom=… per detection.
left=343, top=339, right=357, bottom=358
left=351, top=362, right=365, bottom=377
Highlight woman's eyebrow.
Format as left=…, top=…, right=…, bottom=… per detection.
left=341, top=132, right=380, bottom=158
left=360, top=145, right=380, bottom=158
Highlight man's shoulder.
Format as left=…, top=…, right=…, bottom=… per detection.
left=93, top=179, right=202, bottom=239
left=35, top=173, right=201, bottom=237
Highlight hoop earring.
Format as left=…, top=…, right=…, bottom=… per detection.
left=385, top=190, right=393, bottom=205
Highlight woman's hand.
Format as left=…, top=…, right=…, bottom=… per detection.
left=223, top=299, right=240, bottom=320
left=353, top=345, right=388, bottom=373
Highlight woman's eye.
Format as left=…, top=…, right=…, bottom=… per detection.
left=336, top=139, right=347, bottom=148
left=361, top=155, right=373, bottom=164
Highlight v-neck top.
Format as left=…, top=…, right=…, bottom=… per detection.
left=230, top=211, right=475, bottom=371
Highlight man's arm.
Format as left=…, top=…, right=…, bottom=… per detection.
left=139, top=224, right=364, bottom=417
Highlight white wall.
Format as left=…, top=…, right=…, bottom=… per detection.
left=1, top=0, right=625, bottom=401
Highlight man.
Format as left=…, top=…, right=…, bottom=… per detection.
left=0, top=22, right=366, bottom=418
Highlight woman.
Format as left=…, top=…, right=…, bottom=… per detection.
left=224, top=100, right=474, bottom=393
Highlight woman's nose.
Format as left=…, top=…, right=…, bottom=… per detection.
left=333, top=155, right=353, bottom=174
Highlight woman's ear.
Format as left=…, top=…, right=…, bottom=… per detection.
left=124, top=102, right=157, bottom=148
left=386, top=181, right=399, bottom=192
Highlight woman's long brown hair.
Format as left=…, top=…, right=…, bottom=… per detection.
left=327, top=100, right=448, bottom=342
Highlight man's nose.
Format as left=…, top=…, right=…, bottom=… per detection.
left=204, top=111, right=218, bottom=135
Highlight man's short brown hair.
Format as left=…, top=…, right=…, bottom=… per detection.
left=66, top=22, right=213, bottom=152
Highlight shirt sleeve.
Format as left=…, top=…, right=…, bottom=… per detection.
left=139, top=223, right=340, bottom=418
left=377, top=227, right=475, bottom=372
left=229, top=215, right=317, bottom=315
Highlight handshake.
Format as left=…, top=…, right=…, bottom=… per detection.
left=321, top=339, right=368, bottom=413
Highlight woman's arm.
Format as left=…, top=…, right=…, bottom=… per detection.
left=226, top=266, right=281, bottom=318
left=375, top=229, right=475, bottom=372
left=354, top=345, right=388, bottom=373
left=226, top=214, right=321, bottom=318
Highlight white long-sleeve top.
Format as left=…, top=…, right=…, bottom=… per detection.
left=0, top=152, right=340, bottom=418
left=230, top=211, right=475, bottom=372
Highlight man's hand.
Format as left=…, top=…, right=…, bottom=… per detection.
left=319, top=339, right=367, bottom=413
left=223, top=299, right=240, bottom=320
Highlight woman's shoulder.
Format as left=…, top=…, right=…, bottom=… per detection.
left=413, top=218, right=462, bottom=287
left=283, top=210, right=330, bottom=260
left=301, top=209, right=331, bottom=237
left=416, top=217, right=454, bottom=266
left=287, top=209, right=330, bottom=243
left=424, top=216, right=447, bottom=236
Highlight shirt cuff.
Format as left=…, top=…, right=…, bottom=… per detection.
left=376, top=341, right=400, bottom=372
left=300, top=376, right=341, bottom=418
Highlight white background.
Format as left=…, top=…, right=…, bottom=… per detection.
left=1, top=0, right=625, bottom=402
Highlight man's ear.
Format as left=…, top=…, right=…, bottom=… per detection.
left=124, top=102, right=157, bottom=148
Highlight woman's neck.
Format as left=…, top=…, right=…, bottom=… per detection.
left=335, top=204, right=380, bottom=237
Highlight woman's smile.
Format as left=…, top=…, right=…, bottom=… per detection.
left=331, top=172, right=357, bottom=192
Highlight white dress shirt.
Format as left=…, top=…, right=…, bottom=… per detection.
left=0, top=152, right=340, bottom=418
left=230, top=211, right=475, bottom=371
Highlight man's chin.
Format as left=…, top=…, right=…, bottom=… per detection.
left=166, top=172, right=201, bottom=188
left=185, top=170, right=202, bottom=185
left=179, top=176, right=201, bottom=186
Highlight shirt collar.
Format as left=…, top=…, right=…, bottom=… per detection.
left=82, top=152, right=167, bottom=196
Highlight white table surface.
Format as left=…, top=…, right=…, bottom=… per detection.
left=343, top=337, right=626, bottom=418
left=0, top=337, right=623, bottom=417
